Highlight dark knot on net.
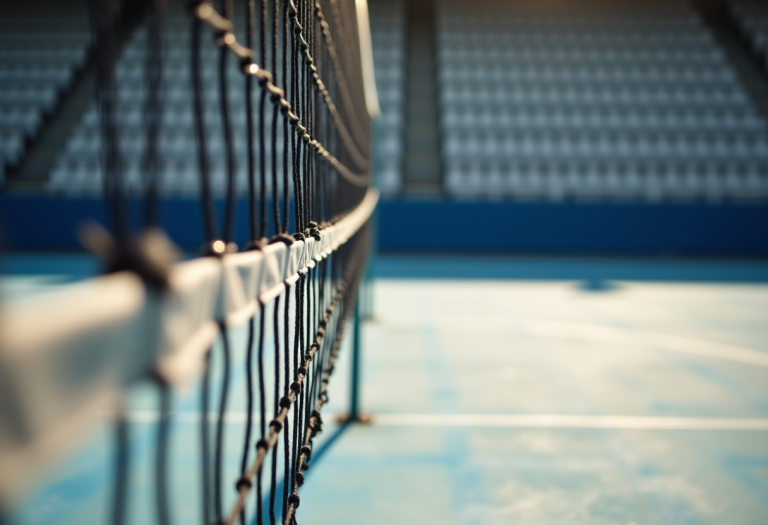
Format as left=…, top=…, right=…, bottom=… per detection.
left=245, top=237, right=269, bottom=251
left=235, top=477, right=252, bottom=491
left=269, top=233, right=295, bottom=246
left=80, top=224, right=178, bottom=290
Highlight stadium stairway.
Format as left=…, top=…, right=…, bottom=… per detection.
left=370, top=0, right=406, bottom=195
left=3, top=0, right=145, bottom=192
left=698, top=0, right=768, bottom=126
left=0, top=1, right=92, bottom=188
left=402, top=0, right=442, bottom=195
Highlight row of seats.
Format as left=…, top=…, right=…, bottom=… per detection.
left=369, top=0, right=405, bottom=195
left=62, top=132, right=288, bottom=158
left=441, top=90, right=750, bottom=106
left=48, top=161, right=291, bottom=195
left=48, top=3, right=369, bottom=195
left=437, top=37, right=719, bottom=50
left=48, top=6, right=241, bottom=194
left=439, top=57, right=732, bottom=68
left=441, top=110, right=765, bottom=131
left=436, top=0, right=768, bottom=201
left=0, top=5, right=91, bottom=182
left=444, top=164, right=768, bottom=200
left=443, top=134, right=768, bottom=160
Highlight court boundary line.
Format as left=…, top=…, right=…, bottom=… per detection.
left=123, top=412, right=768, bottom=430
left=376, top=313, right=768, bottom=368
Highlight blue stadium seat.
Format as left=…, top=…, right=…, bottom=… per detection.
left=437, top=0, right=768, bottom=201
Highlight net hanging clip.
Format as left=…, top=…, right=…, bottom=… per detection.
left=80, top=223, right=178, bottom=290
left=245, top=237, right=269, bottom=252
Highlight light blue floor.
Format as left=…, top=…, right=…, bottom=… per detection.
left=2, top=255, right=768, bottom=524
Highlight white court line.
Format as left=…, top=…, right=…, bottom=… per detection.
left=371, top=414, right=768, bottom=430
left=378, top=314, right=768, bottom=368
left=122, top=412, right=768, bottom=430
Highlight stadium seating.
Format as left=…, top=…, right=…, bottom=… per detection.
left=10, top=0, right=768, bottom=203
left=44, top=1, right=397, bottom=197
left=48, top=6, right=294, bottom=195
left=0, top=7, right=90, bottom=183
left=437, top=1, right=768, bottom=201
left=369, top=0, right=405, bottom=195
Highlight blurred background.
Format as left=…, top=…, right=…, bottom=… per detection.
left=1, top=0, right=768, bottom=252
left=1, top=0, right=768, bottom=523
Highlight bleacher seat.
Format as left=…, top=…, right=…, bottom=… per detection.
left=46, top=5, right=334, bottom=196
left=437, top=0, right=768, bottom=201
left=0, top=6, right=90, bottom=184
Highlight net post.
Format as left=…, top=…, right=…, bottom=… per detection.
left=349, top=296, right=362, bottom=421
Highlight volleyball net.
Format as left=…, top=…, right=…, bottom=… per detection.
left=0, top=0, right=379, bottom=523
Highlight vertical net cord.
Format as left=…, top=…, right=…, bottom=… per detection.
left=246, top=0, right=259, bottom=241
left=307, top=267, right=319, bottom=462
left=294, top=0, right=303, bottom=234
left=282, top=284, right=292, bottom=523
left=310, top=2, right=324, bottom=223
left=219, top=0, right=237, bottom=244
left=300, top=0, right=309, bottom=229
left=301, top=80, right=309, bottom=230
left=290, top=8, right=303, bottom=234
left=322, top=12, right=332, bottom=223
left=304, top=272, right=313, bottom=462
left=310, top=0, right=318, bottom=226
left=289, top=277, right=301, bottom=498
left=290, top=274, right=305, bottom=504
left=272, top=105, right=282, bottom=234
left=259, top=0, right=268, bottom=238
left=307, top=19, right=314, bottom=228
left=281, top=0, right=290, bottom=234
left=299, top=259, right=311, bottom=472
left=89, top=0, right=128, bottom=244
left=260, top=89, right=269, bottom=237
left=200, top=349, right=212, bottom=524
left=269, top=293, right=282, bottom=525
left=239, top=316, right=257, bottom=525
left=155, top=377, right=172, bottom=525
left=271, top=0, right=282, bottom=234
left=303, top=0, right=315, bottom=229
left=300, top=262, right=315, bottom=478
left=215, top=323, right=232, bottom=522
left=110, top=407, right=130, bottom=525
left=191, top=15, right=217, bottom=244
left=256, top=306, right=267, bottom=525
left=143, top=0, right=163, bottom=227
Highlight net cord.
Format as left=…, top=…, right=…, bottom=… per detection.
left=191, top=1, right=371, bottom=186
left=142, top=0, right=163, bottom=227
left=320, top=0, right=370, bottom=159
left=222, top=225, right=369, bottom=525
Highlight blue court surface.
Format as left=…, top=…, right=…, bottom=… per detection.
left=2, top=254, right=768, bottom=524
